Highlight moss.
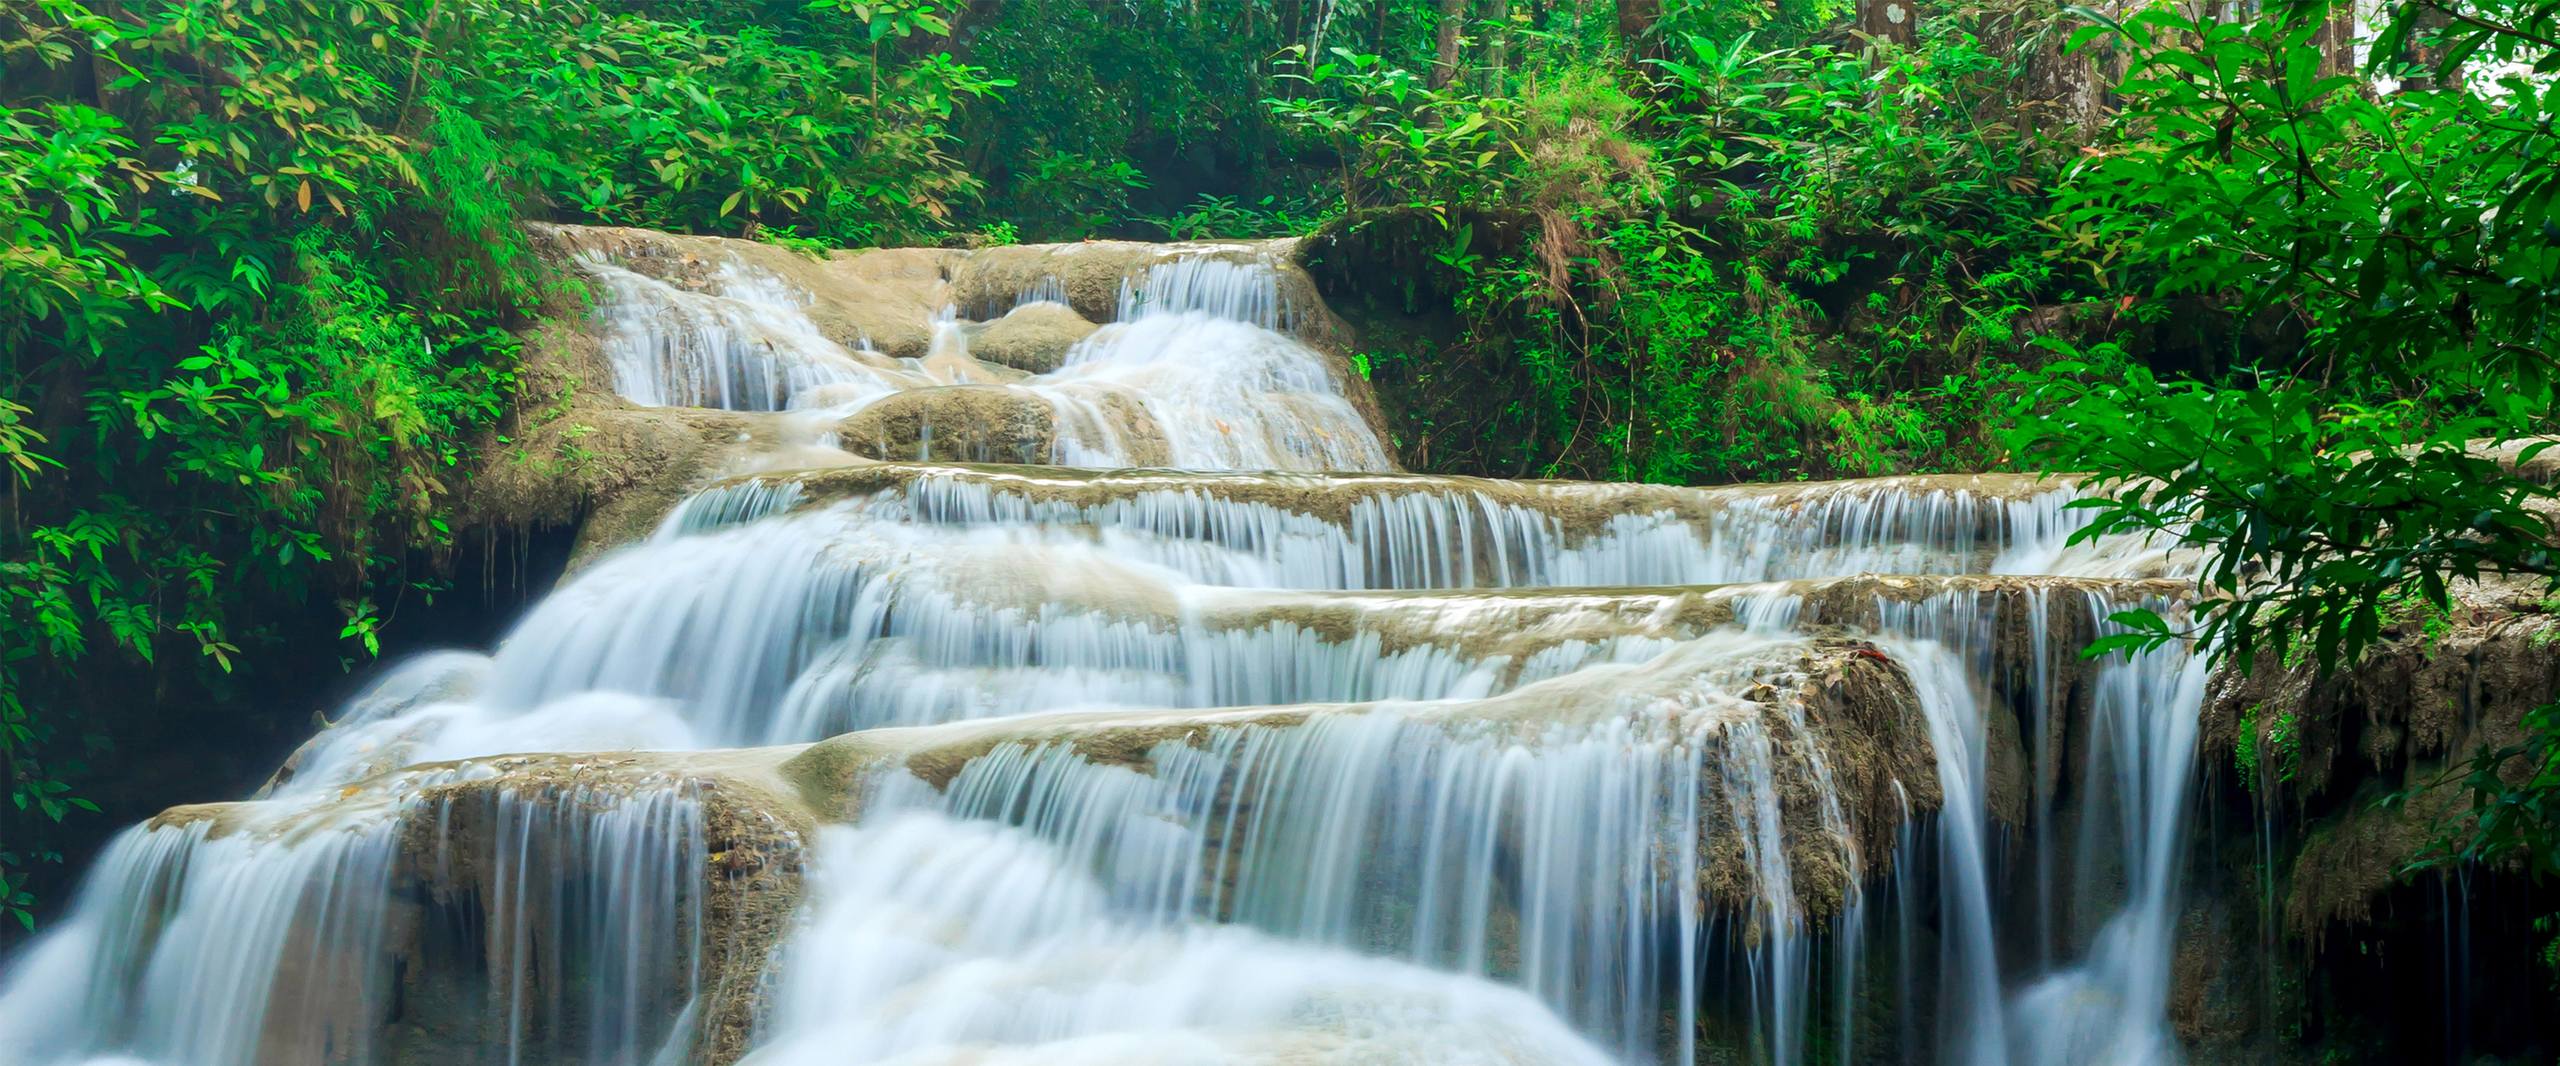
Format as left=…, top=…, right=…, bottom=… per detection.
left=2204, top=576, right=2560, bottom=945
left=455, top=300, right=833, bottom=566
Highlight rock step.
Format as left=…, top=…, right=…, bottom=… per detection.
left=137, top=634, right=1929, bottom=1065
left=623, top=461, right=2147, bottom=584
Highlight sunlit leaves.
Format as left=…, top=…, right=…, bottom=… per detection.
left=0, top=0, right=560, bottom=920
left=2040, top=0, right=2560, bottom=661
left=0, top=103, right=177, bottom=352
left=806, top=0, right=952, bottom=42
left=2017, top=0, right=2560, bottom=908
left=0, top=399, right=56, bottom=487
left=471, top=9, right=1000, bottom=242
left=1267, top=44, right=1530, bottom=214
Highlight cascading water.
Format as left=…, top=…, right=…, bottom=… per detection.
left=0, top=762, right=712, bottom=1066
left=0, top=224, right=2212, bottom=1066
left=577, top=234, right=1387, bottom=472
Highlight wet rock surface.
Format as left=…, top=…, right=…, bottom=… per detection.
left=965, top=301, right=1099, bottom=373
left=20, top=221, right=2259, bottom=1066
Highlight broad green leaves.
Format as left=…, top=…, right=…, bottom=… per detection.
left=2026, top=0, right=2560, bottom=904
left=474, top=10, right=1003, bottom=243
left=2038, top=0, right=2559, bottom=671
left=2020, top=369, right=2558, bottom=672
left=0, top=0, right=548, bottom=925
left=1268, top=44, right=1530, bottom=217
left=1279, top=12, right=2070, bottom=484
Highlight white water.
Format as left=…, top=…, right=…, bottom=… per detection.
left=2005, top=601, right=2209, bottom=1066
left=586, top=244, right=1387, bottom=472
left=747, top=813, right=1617, bottom=1066
left=0, top=227, right=2210, bottom=1066
left=0, top=764, right=708, bottom=1066
left=743, top=632, right=1850, bottom=1065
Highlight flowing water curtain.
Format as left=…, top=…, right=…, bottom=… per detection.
left=706, top=466, right=2113, bottom=591
left=418, top=779, right=712, bottom=1063
left=2005, top=596, right=2209, bottom=1065
left=585, top=258, right=887, bottom=412
left=1797, top=585, right=2211, bottom=1066
left=1037, top=252, right=1388, bottom=470
left=750, top=635, right=1875, bottom=1063
left=1114, top=254, right=1301, bottom=331
left=0, top=502, right=2201, bottom=1066
left=748, top=808, right=1622, bottom=1064
left=0, top=810, right=413, bottom=1066
left=446, top=478, right=2199, bottom=1062
left=445, top=477, right=2109, bottom=749
left=0, top=775, right=714, bottom=1066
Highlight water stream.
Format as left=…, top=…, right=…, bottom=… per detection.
left=0, top=229, right=2205, bottom=1065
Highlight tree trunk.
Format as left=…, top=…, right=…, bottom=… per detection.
left=2311, top=2, right=2359, bottom=77
left=2398, top=4, right=2458, bottom=89
left=1616, top=0, right=1660, bottom=49
left=1481, top=0, right=1511, bottom=92
left=1430, top=0, right=1467, bottom=90
left=941, top=0, right=1006, bottom=62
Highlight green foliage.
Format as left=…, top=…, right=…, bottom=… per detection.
left=466, top=4, right=1004, bottom=243
left=2019, top=0, right=2559, bottom=669
left=1007, top=150, right=1149, bottom=240
left=757, top=226, right=839, bottom=259
left=2235, top=702, right=2304, bottom=793
left=2013, top=0, right=2559, bottom=898
left=3, top=0, right=2552, bottom=950
left=1286, top=9, right=2079, bottom=482
left=973, top=220, right=1020, bottom=247
left=2032, top=379, right=2556, bottom=671
left=2437, top=701, right=2560, bottom=879
left=946, top=0, right=1249, bottom=239
left=1145, top=194, right=1337, bottom=241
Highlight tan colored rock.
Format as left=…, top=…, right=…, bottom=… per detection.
left=687, top=461, right=2084, bottom=543
left=835, top=385, right=1052, bottom=464
left=832, top=385, right=1175, bottom=467
left=533, top=223, right=952, bottom=358
left=454, top=316, right=858, bottom=564
left=966, top=301, right=1100, bottom=373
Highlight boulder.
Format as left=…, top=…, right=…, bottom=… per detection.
left=966, top=301, right=1100, bottom=373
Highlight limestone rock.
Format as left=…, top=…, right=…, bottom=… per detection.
left=966, top=301, right=1100, bottom=373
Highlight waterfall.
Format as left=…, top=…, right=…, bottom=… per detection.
left=2005, top=603, right=2210, bottom=1066
left=586, top=258, right=889, bottom=412
left=746, top=811, right=1619, bottom=1066
left=745, top=632, right=1859, bottom=1064
left=0, top=766, right=711, bottom=1066
left=0, top=225, right=2210, bottom=1066
left=576, top=238, right=1387, bottom=472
